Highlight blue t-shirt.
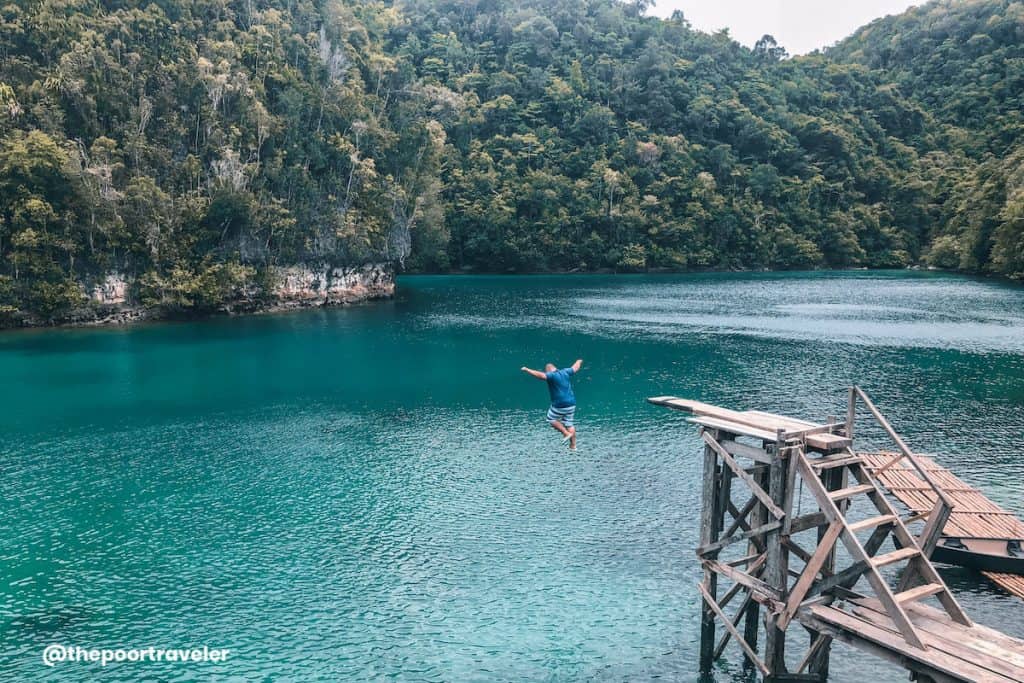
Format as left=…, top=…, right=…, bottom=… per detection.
left=546, top=368, right=576, bottom=408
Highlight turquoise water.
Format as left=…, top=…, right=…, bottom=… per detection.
left=2, top=271, right=1023, bottom=681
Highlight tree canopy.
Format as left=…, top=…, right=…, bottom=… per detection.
left=0, top=0, right=1021, bottom=322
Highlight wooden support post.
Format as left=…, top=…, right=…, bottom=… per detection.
left=743, top=466, right=768, bottom=664
left=846, top=386, right=856, bottom=439
left=808, top=466, right=840, bottom=679
left=698, top=430, right=721, bottom=673
left=764, top=429, right=790, bottom=677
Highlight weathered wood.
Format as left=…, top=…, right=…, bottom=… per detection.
left=697, top=520, right=781, bottom=557
left=722, top=438, right=774, bottom=464
left=763, top=427, right=789, bottom=676
left=794, top=452, right=927, bottom=649
left=698, top=435, right=720, bottom=672
left=779, top=520, right=844, bottom=629
left=691, top=416, right=778, bottom=442
left=795, top=632, right=831, bottom=675
left=800, top=604, right=1019, bottom=683
left=828, top=483, right=875, bottom=501
left=703, top=431, right=785, bottom=519
left=845, top=386, right=856, bottom=439
left=705, top=559, right=782, bottom=601
left=853, top=387, right=954, bottom=510
left=782, top=442, right=801, bottom=535
left=724, top=495, right=758, bottom=540
left=651, top=391, right=1024, bottom=683
left=713, top=590, right=754, bottom=660
left=744, top=465, right=769, bottom=664
left=698, top=581, right=770, bottom=676
left=848, top=600, right=1024, bottom=681
left=647, top=397, right=846, bottom=450
left=789, top=511, right=829, bottom=534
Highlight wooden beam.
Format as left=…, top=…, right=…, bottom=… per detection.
left=853, top=387, right=954, bottom=510
left=704, top=431, right=785, bottom=519
left=795, top=632, right=832, bottom=675
left=705, top=559, right=782, bottom=601
left=713, top=591, right=754, bottom=660
left=698, top=581, right=770, bottom=676
left=845, top=386, right=856, bottom=440
left=779, top=521, right=844, bottom=629
left=764, top=427, right=790, bottom=676
left=698, top=435, right=721, bottom=672
left=790, top=511, right=829, bottom=534
left=724, top=495, right=757, bottom=540
left=697, top=520, right=781, bottom=557
left=721, top=438, right=774, bottom=464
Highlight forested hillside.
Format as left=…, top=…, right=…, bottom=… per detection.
left=0, top=0, right=1021, bottom=323
left=829, top=0, right=1024, bottom=278
left=0, top=0, right=444, bottom=320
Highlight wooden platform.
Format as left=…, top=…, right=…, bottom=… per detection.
left=651, top=388, right=1024, bottom=681
left=800, top=596, right=1024, bottom=683
left=647, top=396, right=851, bottom=452
left=862, top=451, right=1024, bottom=600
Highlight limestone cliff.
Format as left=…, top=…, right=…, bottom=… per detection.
left=7, top=264, right=395, bottom=328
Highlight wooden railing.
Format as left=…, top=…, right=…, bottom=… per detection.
left=846, top=386, right=953, bottom=558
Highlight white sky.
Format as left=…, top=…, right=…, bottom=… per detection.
left=648, top=1, right=922, bottom=55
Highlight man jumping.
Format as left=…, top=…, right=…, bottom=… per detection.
left=521, top=359, right=583, bottom=449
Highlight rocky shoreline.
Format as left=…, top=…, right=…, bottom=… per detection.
left=6, top=263, right=395, bottom=329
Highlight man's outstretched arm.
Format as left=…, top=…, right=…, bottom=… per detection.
left=521, top=366, right=548, bottom=380
left=571, top=359, right=583, bottom=373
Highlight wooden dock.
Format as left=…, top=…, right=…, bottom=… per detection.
left=862, top=451, right=1024, bottom=600
left=651, top=387, right=1024, bottom=682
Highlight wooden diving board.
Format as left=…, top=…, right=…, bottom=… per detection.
left=648, top=396, right=851, bottom=452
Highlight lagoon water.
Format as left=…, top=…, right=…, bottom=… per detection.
left=2, top=271, right=1024, bottom=681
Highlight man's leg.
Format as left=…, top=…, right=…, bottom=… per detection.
left=568, top=426, right=576, bottom=450
left=550, top=420, right=570, bottom=437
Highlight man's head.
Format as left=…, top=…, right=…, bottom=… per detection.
left=544, top=363, right=556, bottom=372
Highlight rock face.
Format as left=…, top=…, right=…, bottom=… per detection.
left=4, top=262, right=395, bottom=329
left=272, top=263, right=395, bottom=308
left=90, top=272, right=129, bottom=305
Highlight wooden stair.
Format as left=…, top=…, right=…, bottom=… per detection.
left=792, top=446, right=972, bottom=649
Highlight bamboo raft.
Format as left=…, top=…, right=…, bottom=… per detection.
left=651, top=388, right=1024, bottom=682
left=862, top=451, right=1024, bottom=600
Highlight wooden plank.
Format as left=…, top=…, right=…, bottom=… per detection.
left=795, top=632, right=832, bottom=675
left=779, top=520, right=844, bottom=630
left=690, top=416, right=777, bottom=442
left=713, top=591, right=754, bottom=660
left=790, top=511, right=829, bottom=534
left=849, top=514, right=896, bottom=533
left=856, top=596, right=1024, bottom=667
left=698, top=581, right=770, bottom=676
left=745, top=409, right=817, bottom=429
left=723, top=496, right=757, bottom=541
left=801, top=605, right=1018, bottom=683
left=697, top=520, right=782, bottom=557
left=829, top=484, right=875, bottom=501
left=704, top=432, right=785, bottom=519
left=794, top=452, right=926, bottom=649
left=763, top=427, right=789, bottom=675
left=721, top=438, right=773, bottom=464
left=705, top=559, right=782, bottom=602
left=848, top=602, right=1024, bottom=681
left=871, top=547, right=919, bottom=567
left=894, top=583, right=944, bottom=604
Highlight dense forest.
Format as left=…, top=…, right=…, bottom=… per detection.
left=0, top=0, right=1021, bottom=322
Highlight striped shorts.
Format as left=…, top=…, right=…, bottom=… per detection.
left=546, top=404, right=576, bottom=427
